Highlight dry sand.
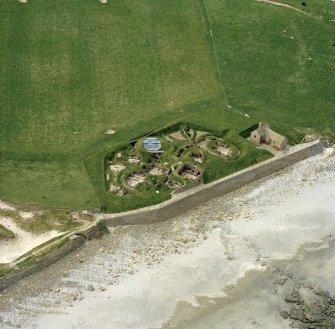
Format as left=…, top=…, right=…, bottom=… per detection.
left=104, top=129, right=115, bottom=135
left=0, top=149, right=334, bottom=329
left=0, top=201, right=15, bottom=211
left=0, top=217, right=61, bottom=263
left=149, top=166, right=164, bottom=176
left=169, top=131, right=187, bottom=141
left=0, top=203, right=61, bottom=263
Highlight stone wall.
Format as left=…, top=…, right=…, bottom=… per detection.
left=0, top=235, right=85, bottom=291
left=0, top=220, right=108, bottom=291
left=103, top=140, right=324, bottom=226
left=172, top=176, right=202, bottom=194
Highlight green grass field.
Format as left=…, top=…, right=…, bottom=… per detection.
left=0, top=224, right=15, bottom=239
left=0, top=0, right=334, bottom=211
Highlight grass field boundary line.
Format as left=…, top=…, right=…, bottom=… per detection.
left=82, top=155, right=104, bottom=208
left=80, top=158, right=101, bottom=209
left=199, top=0, right=229, bottom=104
left=199, top=0, right=256, bottom=120
left=256, top=0, right=318, bottom=19
left=82, top=96, right=223, bottom=156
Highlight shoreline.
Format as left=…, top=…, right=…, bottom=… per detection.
left=169, top=239, right=335, bottom=329
left=0, top=150, right=334, bottom=328
left=0, top=139, right=323, bottom=282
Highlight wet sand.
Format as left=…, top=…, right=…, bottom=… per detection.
left=165, top=240, right=335, bottom=329
left=0, top=150, right=334, bottom=329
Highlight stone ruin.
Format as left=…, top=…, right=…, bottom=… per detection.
left=190, top=151, right=203, bottom=163
left=215, top=144, right=232, bottom=157
left=126, top=174, right=146, bottom=188
left=178, top=164, right=201, bottom=180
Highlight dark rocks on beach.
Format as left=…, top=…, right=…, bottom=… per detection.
left=280, top=310, right=289, bottom=319
left=283, top=285, right=335, bottom=329
left=289, top=306, right=311, bottom=323
left=274, top=275, right=288, bottom=285
left=285, top=291, right=304, bottom=304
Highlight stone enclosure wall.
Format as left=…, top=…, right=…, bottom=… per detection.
left=103, top=140, right=324, bottom=226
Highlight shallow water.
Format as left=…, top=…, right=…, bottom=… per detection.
left=171, top=240, right=335, bottom=329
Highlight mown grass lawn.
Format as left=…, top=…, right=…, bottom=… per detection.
left=0, top=0, right=220, bottom=157
left=0, top=0, right=334, bottom=211
left=206, top=0, right=335, bottom=142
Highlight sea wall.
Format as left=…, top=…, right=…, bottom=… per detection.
left=0, top=221, right=107, bottom=291
left=103, top=140, right=324, bottom=226
left=0, top=235, right=85, bottom=291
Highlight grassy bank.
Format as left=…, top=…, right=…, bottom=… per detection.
left=0, top=224, right=15, bottom=239
left=0, top=209, right=82, bottom=233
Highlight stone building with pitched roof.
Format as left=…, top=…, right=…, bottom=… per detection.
left=250, top=123, right=288, bottom=151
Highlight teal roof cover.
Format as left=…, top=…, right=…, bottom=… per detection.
left=144, top=137, right=161, bottom=152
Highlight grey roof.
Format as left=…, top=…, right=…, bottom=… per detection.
left=144, top=137, right=161, bottom=151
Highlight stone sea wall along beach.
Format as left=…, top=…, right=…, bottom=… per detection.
left=0, top=235, right=85, bottom=292
left=104, top=140, right=324, bottom=226
left=0, top=221, right=107, bottom=291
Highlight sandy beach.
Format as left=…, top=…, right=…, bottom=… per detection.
left=0, top=148, right=334, bottom=329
